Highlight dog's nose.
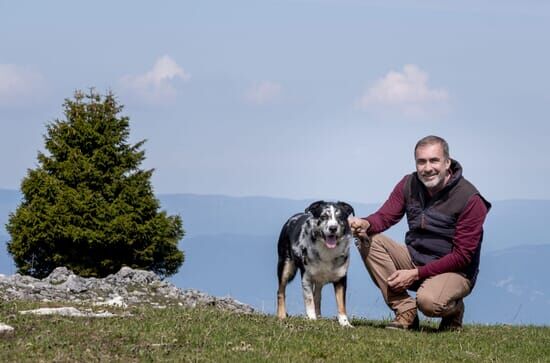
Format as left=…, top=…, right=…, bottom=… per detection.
left=329, top=225, right=338, bottom=233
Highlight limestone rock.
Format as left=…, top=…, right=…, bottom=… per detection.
left=0, top=266, right=254, bottom=314
left=0, top=323, right=14, bottom=337
left=44, top=266, right=72, bottom=285
left=19, top=307, right=116, bottom=318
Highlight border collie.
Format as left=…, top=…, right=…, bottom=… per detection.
left=276, top=200, right=355, bottom=327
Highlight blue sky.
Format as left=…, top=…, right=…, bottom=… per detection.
left=1, top=0, right=549, bottom=203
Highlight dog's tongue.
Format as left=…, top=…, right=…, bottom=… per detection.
left=325, top=236, right=337, bottom=249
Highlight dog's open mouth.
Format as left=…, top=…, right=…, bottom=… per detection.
left=325, top=235, right=337, bottom=249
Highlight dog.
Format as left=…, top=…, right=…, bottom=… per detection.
left=276, top=200, right=355, bottom=327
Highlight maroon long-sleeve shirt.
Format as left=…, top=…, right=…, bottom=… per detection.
left=364, top=175, right=489, bottom=280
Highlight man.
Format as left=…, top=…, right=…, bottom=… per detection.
left=349, top=135, right=490, bottom=331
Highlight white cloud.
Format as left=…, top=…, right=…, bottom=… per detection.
left=357, top=64, right=449, bottom=117
left=0, top=64, right=44, bottom=106
left=495, top=277, right=514, bottom=288
left=119, top=55, right=190, bottom=104
left=245, top=81, right=282, bottom=105
left=494, top=276, right=524, bottom=296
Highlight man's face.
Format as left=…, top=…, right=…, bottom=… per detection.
left=415, top=143, right=451, bottom=191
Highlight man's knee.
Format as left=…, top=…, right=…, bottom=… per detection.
left=369, top=233, right=386, bottom=245
left=356, top=234, right=385, bottom=262
left=416, top=290, right=457, bottom=317
left=417, top=273, right=471, bottom=317
left=416, top=290, right=440, bottom=317
left=365, top=234, right=386, bottom=251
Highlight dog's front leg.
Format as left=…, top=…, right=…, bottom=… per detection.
left=301, top=274, right=317, bottom=320
left=313, top=282, right=322, bottom=318
left=334, top=276, right=353, bottom=327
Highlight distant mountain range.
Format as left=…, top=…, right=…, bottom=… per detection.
left=157, top=194, right=550, bottom=252
left=1, top=189, right=549, bottom=325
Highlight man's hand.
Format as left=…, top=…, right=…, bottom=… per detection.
left=348, top=217, right=370, bottom=240
left=387, top=269, right=419, bottom=292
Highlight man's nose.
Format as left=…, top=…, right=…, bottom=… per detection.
left=424, top=162, right=434, bottom=172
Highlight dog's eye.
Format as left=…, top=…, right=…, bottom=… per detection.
left=320, top=214, right=329, bottom=220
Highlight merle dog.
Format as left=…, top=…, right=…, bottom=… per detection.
left=276, top=200, right=355, bottom=327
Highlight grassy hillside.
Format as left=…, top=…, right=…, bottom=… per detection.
left=1, top=301, right=548, bottom=362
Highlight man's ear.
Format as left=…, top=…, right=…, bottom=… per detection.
left=305, top=200, right=325, bottom=218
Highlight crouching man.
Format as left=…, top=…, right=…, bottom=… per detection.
left=349, top=135, right=490, bottom=331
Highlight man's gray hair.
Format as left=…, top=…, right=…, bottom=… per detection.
left=414, top=135, right=450, bottom=160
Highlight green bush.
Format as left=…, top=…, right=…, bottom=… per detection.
left=6, top=90, right=184, bottom=278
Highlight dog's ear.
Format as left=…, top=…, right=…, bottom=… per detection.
left=306, top=200, right=325, bottom=218
left=337, top=201, right=355, bottom=217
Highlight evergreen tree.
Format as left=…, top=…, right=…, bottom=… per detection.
left=6, top=90, right=184, bottom=278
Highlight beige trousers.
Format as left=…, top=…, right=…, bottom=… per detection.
left=356, top=233, right=471, bottom=317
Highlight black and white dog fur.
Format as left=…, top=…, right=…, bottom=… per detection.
left=277, top=200, right=355, bottom=327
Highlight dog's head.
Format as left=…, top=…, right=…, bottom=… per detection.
left=305, top=200, right=355, bottom=249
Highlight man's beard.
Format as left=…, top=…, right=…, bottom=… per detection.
left=420, top=173, right=446, bottom=189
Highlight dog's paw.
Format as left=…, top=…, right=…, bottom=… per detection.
left=338, top=315, right=353, bottom=328
left=306, top=313, right=318, bottom=320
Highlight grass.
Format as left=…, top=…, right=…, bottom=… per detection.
left=1, top=300, right=549, bottom=362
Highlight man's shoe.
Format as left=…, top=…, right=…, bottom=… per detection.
left=438, top=299, right=464, bottom=332
left=386, top=308, right=419, bottom=330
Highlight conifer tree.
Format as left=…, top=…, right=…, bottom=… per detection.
left=6, top=90, right=184, bottom=278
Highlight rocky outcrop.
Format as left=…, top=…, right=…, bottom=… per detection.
left=0, top=266, right=255, bottom=314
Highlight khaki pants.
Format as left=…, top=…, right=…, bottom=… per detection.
left=356, top=233, right=471, bottom=317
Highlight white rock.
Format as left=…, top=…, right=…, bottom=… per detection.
left=20, top=307, right=86, bottom=317
left=93, top=295, right=127, bottom=308
left=19, top=307, right=115, bottom=318
left=0, top=323, right=14, bottom=336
